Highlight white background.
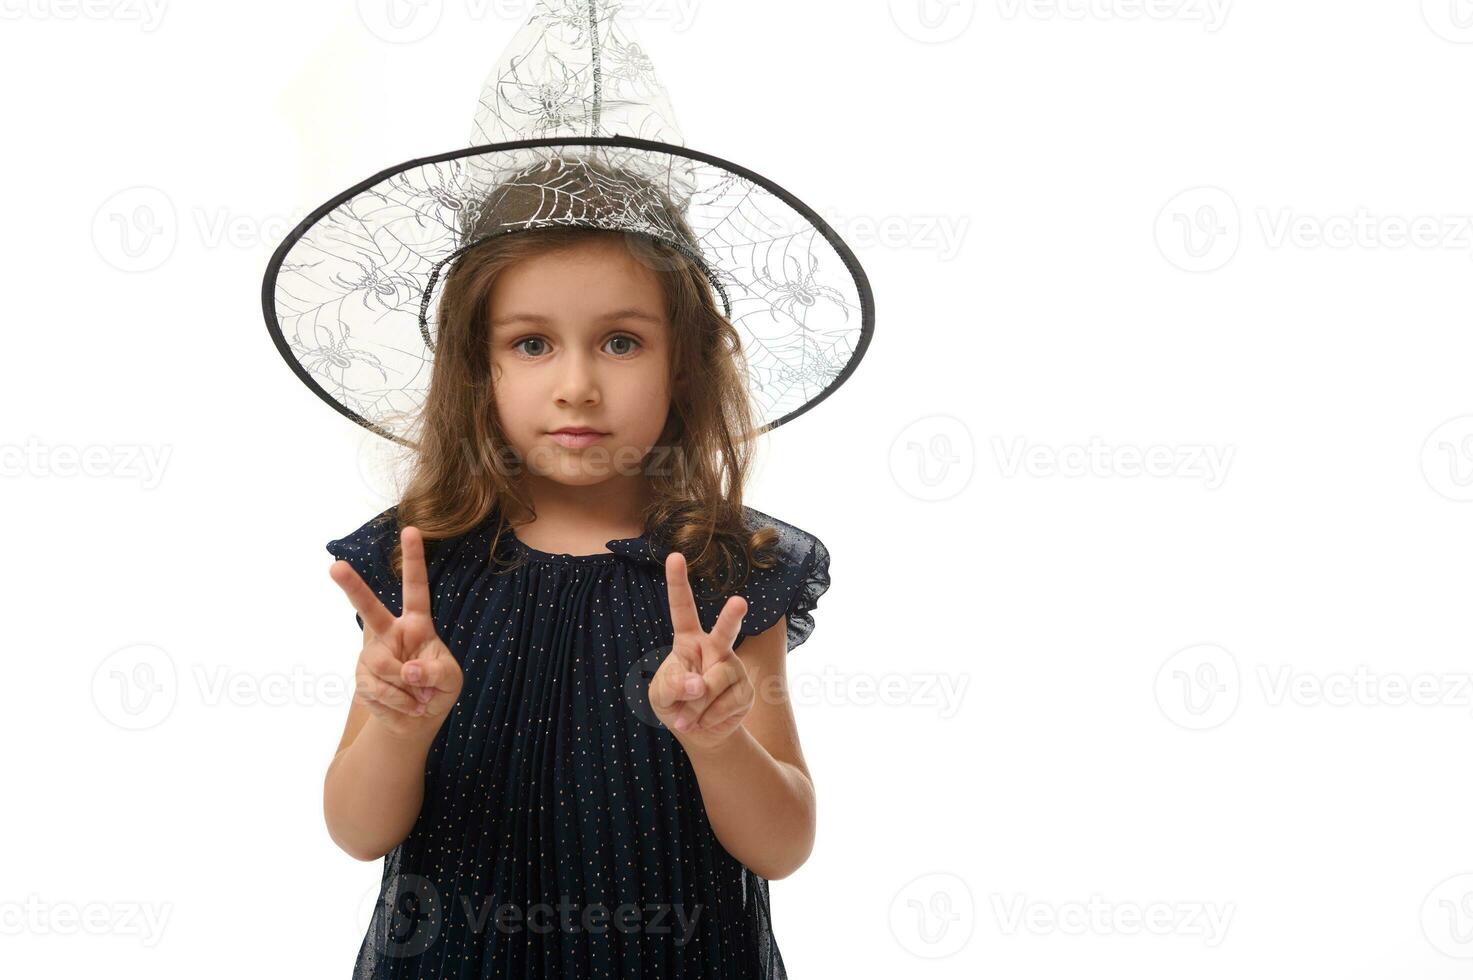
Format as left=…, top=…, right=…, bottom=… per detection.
left=3, top=0, right=1473, bottom=976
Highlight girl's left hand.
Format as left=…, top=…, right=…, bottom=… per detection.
left=648, top=550, right=753, bottom=751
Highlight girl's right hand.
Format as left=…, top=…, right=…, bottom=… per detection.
left=329, top=525, right=463, bottom=741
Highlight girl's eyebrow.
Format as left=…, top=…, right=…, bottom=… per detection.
left=490, top=309, right=664, bottom=330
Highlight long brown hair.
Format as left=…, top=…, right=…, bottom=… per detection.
left=377, top=157, right=779, bottom=594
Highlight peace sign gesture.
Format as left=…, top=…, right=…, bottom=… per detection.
left=648, top=550, right=753, bottom=751
left=329, top=526, right=463, bottom=741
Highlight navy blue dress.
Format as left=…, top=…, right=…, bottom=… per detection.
left=326, top=503, right=831, bottom=980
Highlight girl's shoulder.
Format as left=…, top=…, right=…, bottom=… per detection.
left=717, top=505, right=833, bottom=654
left=325, top=505, right=400, bottom=573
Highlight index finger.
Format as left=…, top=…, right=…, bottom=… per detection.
left=329, top=560, right=396, bottom=636
left=664, top=551, right=704, bottom=640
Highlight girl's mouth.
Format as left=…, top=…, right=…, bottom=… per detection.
left=549, top=429, right=608, bottom=449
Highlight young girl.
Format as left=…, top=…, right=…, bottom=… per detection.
left=321, top=178, right=834, bottom=976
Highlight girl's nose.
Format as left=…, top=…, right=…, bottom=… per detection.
left=553, top=351, right=600, bottom=405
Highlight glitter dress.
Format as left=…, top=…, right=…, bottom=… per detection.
left=326, top=503, right=831, bottom=979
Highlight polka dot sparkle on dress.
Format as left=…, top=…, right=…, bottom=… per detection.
left=325, top=503, right=831, bottom=979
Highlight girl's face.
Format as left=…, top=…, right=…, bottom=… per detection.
left=488, top=235, right=672, bottom=488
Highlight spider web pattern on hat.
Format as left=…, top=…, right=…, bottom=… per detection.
left=263, top=0, right=873, bottom=446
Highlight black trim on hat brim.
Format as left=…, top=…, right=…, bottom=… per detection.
left=261, top=134, right=875, bottom=448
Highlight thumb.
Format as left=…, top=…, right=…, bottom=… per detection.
left=650, top=657, right=705, bottom=712
left=402, top=656, right=451, bottom=694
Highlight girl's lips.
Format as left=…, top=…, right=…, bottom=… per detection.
left=549, top=430, right=608, bottom=449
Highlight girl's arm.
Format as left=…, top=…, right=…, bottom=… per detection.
left=323, top=527, right=465, bottom=861
left=678, top=616, right=816, bottom=880
left=323, top=683, right=436, bottom=861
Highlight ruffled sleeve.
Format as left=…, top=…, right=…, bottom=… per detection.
left=723, top=507, right=832, bottom=653
left=324, top=506, right=403, bottom=629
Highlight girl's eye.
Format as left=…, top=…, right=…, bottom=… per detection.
left=511, top=335, right=642, bottom=358
left=604, top=335, right=641, bottom=357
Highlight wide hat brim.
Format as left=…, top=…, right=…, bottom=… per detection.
left=261, top=134, right=874, bottom=447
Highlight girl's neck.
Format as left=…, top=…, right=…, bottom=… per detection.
left=513, top=475, right=654, bottom=543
